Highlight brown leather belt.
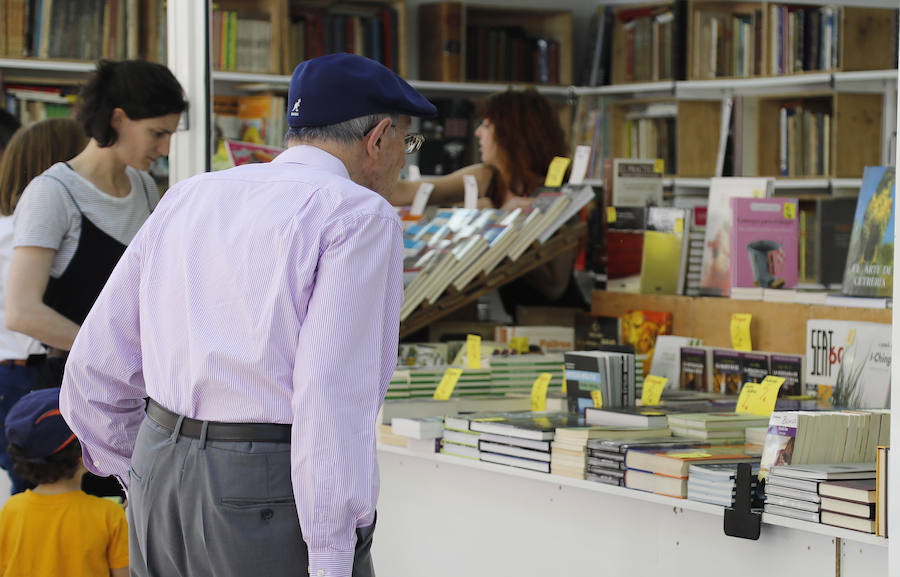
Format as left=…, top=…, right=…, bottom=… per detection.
left=1, top=359, right=27, bottom=367
left=146, top=399, right=291, bottom=443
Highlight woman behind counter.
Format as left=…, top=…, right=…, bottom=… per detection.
left=393, top=88, right=586, bottom=317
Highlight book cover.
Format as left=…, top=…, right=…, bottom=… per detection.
left=574, top=313, right=620, bottom=349
left=621, top=310, right=672, bottom=381
left=606, top=206, right=646, bottom=292
left=584, top=406, right=672, bottom=428
left=712, top=349, right=743, bottom=394
left=817, top=197, right=857, bottom=286
left=805, top=319, right=891, bottom=408
left=608, top=158, right=664, bottom=206
left=770, top=354, right=805, bottom=397
left=700, top=177, right=772, bottom=296
left=648, top=335, right=700, bottom=389
left=730, top=197, right=799, bottom=290
left=640, top=207, right=690, bottom=295
left=680, top=347, right=711, bottom=392
left=842, top=166, right=895, bottom=297
left=666, top=412, right=770, bottom=430
left=468, top=412, right=583, bottom=441
left=758, top=411, right=798, bottom=480
left=740, top=352, right=770, bottom=388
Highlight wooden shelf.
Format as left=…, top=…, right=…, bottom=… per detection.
left=399, top=221, right=587, bottom=339
left=590, top=291, right=891, bottom=356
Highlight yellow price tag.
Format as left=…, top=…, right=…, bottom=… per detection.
left=641, top=375, right=668, bottom=406
left=510, top=337, right=529, bottom=354
left=535, top=417, right=552, bottom=428
left=674, top=218, right=684, bottom=234
left=530, top=373, right=552, bottom=412
left=544, top=156, right=571, bottom=188
left=606, top=207, right=617, bottom=223
left=466, top=334, right=482, bottom=369
left=667, top=451, right=712, bottom=459
left=730, top=313, right=752, bottom=351
left=735, top=377, right=784, bottom=416
left=433, top=367, right=463, bottom=400
left=783, top=202, right=797, bottom=220
left=590, top=390, right=603, bottom=408
left=654, top=159, right=665, bottom=174
left=561, top=367, right=567, bottom=394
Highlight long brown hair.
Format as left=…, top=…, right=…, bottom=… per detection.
left=0, top=118, right=87, bottom=215
left=477, top=89, right=567, bottom=207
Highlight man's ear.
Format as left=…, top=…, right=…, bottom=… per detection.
left=364, top=117, right=392, bottom=159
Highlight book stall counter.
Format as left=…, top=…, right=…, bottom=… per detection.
left=374, top=445, right=886, bottom=577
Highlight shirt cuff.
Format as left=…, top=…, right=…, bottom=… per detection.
left=308, top=550, right=355, bottom=577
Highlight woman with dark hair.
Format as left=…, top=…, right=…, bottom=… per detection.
left=5, top=60, right=186, bottom=496
left=0, top=118, right=87, bottom=494
left=7, top=60, right=187, bottom=362
left=393, top=88, right=585, bottom=316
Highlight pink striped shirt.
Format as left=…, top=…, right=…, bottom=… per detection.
left=59, top=145, right=403, bottom=577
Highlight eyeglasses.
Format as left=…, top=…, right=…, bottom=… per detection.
left=363, top=122, right=425, bottom=155
left=403, top=133, right=425, bottom=154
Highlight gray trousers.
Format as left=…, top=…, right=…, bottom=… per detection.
left=127, top=415, right=376, bottom=577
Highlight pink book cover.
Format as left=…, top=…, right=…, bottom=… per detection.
left=730, top=198, right=799, bottom=290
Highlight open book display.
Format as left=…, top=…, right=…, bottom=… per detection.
left=399, top=184, right=593, bottom=338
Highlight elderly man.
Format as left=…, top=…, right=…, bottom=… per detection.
left=59, top=53, right=436, bottom=577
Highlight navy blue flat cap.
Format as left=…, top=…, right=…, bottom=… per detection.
left=287, top=53, right=437, bottom=128
left=6, top=388, right=77, bottom=463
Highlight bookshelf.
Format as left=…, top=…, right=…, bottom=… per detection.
left=417, top=2, right=573, bottom=86
left=589, top=292, right=891, bottom=356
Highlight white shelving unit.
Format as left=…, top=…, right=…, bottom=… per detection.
left=375, top=445, right=887, bottom=577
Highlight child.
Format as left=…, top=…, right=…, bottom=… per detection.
left=0, top=388, right=128, bottom=576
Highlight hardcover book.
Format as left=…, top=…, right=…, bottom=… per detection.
left=730, top=197, right=799, bottom=290
left=842, top=166, right=895, bottom=298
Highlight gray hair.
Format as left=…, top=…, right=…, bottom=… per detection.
left=284, top=113, right=394, bottom=147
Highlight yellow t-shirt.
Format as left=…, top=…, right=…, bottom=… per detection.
left=0, top=489, right=129, bottom=576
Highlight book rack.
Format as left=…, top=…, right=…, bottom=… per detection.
left=399, top=221, right=587, bottom=338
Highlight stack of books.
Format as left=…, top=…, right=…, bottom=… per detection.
left=441, top=412, right=522, bottom=461
left=584, top=435, right=678, bottom=486
left=764, top=463, right=877, bottom=525
left=390, top=416, right=443, bottom=454
left=764, top=469, right=821, bottom=522
left=624, top=445, right=761, bottom=499
left=819, top=478, right=878, bottom=534
left=469, top=413, right=582, bottom=473
left=407, top=366, right=493, bottom=397
left=667, top=412, right=771, bottom=442
left=387, top=369, right=411, bottom=399
left=488, top=353, right=564, bottom=395
left=550, top=426, right=671, bottom=479
left=687, top=462, right=760, bottom=507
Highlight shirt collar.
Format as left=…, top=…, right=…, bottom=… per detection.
left=272, top=145, right=351, bottom=180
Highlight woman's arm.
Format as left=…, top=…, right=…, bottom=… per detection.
left=391, top=164, right=494, bottom=207
left=6, top=246, right=80, bottom=350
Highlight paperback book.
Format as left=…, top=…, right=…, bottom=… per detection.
left=842, top=166, right=895, bottom=298
left=730, top=197, right=799, bottom=291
